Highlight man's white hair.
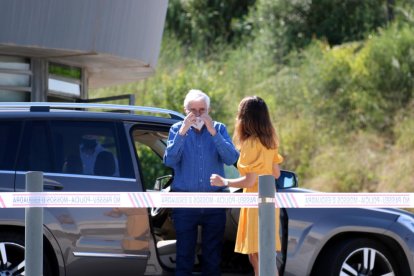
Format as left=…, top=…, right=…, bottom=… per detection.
left=184, top=89, right=210, bottom=109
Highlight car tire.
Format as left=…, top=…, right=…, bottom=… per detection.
left=0, top=231, right=54, bottom=276
left=313, top=237, right=400, bottom=276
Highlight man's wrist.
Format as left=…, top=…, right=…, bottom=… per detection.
left=209, top=128, right=217, bottom=136
left=178, top=125, right=188, bottom=136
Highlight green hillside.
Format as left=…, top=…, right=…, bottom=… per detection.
left=91, top=0, right=414, bottom=192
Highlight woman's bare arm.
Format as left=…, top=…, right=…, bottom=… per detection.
left=210, top=172, right=257, bottom=188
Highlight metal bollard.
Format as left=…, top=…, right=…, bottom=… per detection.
left=25, top=171, right=44, bottom=276
left=258, top=175, right=277, bottom=276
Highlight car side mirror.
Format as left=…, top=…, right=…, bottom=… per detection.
left=276, top=170, right=298, bottom=190
left=154, top=174, right=173, bottom=191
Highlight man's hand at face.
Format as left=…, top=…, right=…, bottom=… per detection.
left=179, top=112, right=196, bottom=135
left=200, top=113, right=216, bottom=136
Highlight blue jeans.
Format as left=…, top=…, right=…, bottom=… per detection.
left=172, top=208, right=226, bottom=276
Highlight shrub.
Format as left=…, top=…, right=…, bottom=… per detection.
left=165, top=0, right=255, bottom=56
left=249, top=0, right=388, bottom=62
left=360, top=24, right=414, bottom=130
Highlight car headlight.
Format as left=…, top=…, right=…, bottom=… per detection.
left=397, top=214, right=414, bottom=232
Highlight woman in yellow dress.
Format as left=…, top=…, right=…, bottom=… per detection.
left=210, top=96, right=283, bottom=276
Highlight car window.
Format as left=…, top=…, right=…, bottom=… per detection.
left=0, top=120, right=22, bottom=171
left=17, top=120, right=135, bottom=178
left=131, top=128, right=172, bottom=190
left=16, top=121, right=54, bottom=172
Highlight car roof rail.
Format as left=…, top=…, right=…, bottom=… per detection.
left=0, top=102, right=184, bottom=120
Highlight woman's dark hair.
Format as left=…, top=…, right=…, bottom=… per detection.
left=233, top=96, right=279, bottom=149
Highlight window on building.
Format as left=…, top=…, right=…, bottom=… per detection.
left=0, top=55, right=31, bottom=101
left=48, top=63, right=82, bottom=99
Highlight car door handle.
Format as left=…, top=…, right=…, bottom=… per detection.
left=44, top=180, right=64, bottom=190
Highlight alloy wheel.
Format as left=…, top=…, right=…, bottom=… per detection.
left=340, top=247, right=395, bottom=276
left=0, top=242, right=25, bottom=276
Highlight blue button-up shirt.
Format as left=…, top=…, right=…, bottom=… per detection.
left=163, top=121, right=239, bottom=192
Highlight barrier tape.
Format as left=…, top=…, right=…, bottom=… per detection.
left=0, top=192, right=412, bottom=208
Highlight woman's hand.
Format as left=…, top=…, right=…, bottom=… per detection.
left=210, top=174, right=226, bottom=186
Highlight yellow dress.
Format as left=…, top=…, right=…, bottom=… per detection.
left=234, top=138, right=283, bottom=254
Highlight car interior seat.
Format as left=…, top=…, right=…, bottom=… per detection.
left=62, top=154, right=83, bottom=174
left=94, top=150, right=116, bottom=176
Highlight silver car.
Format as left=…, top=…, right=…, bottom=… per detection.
left=270, top=180, right=414, bottom=275
left=0, top=103, right=413, bottom=275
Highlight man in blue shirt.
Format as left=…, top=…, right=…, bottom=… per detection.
left=164, top=89, right=239, bottom=276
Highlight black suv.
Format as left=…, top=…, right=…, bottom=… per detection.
left=0, top=102, right=260, bottom=276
